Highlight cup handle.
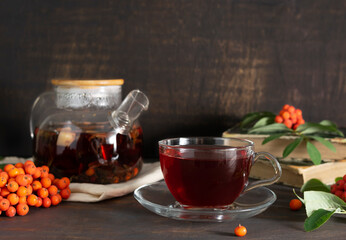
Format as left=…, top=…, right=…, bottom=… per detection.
left=243, top=151, right=282, bottom=193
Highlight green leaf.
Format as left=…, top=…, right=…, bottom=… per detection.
left=252, top=117, right=274, bottom=129
left=296, top=123, right=309, bottom=132
left=306, top=141, right=322, bottom=165
left=282, top=136, right=303, bottom=158
left=300, top=122, right=343, bottom=137
left=309, top=136, right=336, bottom=152
left=0, top=157, right=5, bottom=170
left=300, top=179, right=330, bottom=193
left=249, top=123, right=291, bottom=134
left=303, top=191, right=346, bottom=217
left=240, top=112, right=261, bottom=128
left=335, top=177, right=343, bottom=183
left=300, top=124, right=329, bottom=135
left=319, top=120, right=337, bottom=128
left=262, top=133, right=287, bottom=145
left=301, top=189, right=346, bottom=232
left=304, top=209, right=335, bottom=232
left=240, top=112, right=275, bottom=129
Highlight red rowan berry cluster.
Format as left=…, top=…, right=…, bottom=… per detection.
left=0, top=160, right=71, bottom=217
left=330, top=175, right=346, bottom=202
left=275, top=104, right=305, bottom=130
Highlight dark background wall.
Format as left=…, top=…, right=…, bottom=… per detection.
left=0, top=0, right=345, bottom=159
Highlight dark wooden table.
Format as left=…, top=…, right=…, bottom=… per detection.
left=1, top=182, right=345, bottom=239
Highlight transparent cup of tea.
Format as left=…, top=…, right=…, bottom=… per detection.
left=158, top=137, right=282, bottom=209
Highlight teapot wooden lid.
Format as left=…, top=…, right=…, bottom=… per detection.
left=51, top=79, right=124, bottom=86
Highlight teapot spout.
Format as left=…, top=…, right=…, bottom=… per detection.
left=108, top=89, right=149, bottom=134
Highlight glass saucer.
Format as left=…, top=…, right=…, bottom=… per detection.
left=134, top=181, right=276, bottom=222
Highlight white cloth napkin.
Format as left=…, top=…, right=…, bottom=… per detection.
left=67, top=162, right=163, bottom=202
left=1, top=157, right=163, bottom=202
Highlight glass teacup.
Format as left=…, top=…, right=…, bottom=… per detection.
left=159, top=137, right=282, bottom=209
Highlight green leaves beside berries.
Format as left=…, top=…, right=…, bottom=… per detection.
left=0, top=156, right=5, bottom=170
left=296, top=178, right=346, bottom=232
left=282, top=137, right=303, bottom=159
left=239, top=111, right=276, bottom=130
left=239, top=111, right=344, bottom=165
left=300, top=178, right=330, bottom=193
left=304, top=208, right=337, bottom=232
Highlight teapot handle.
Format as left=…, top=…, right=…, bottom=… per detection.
left=30, top=91, right=56, bottom=138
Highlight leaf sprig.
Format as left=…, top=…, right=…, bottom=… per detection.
left=240, top=112, right=344, bottom=165
left=296, top=178, right=346, bottom=232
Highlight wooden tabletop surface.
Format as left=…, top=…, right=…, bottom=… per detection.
left=1, top=182, right=345, bottom=239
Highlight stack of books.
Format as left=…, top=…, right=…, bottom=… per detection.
left=222, top=131, right=346, bottom=187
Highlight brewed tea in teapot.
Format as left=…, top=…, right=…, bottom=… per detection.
left=30, top=79, right=149, bottom=184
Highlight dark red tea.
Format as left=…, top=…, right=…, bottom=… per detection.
left=159, top=145, right=253, bottom=207
left=33, top=122, right=143, bottom=184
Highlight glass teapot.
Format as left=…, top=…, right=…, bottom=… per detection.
left=30, top=79, right=149, bottom=184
